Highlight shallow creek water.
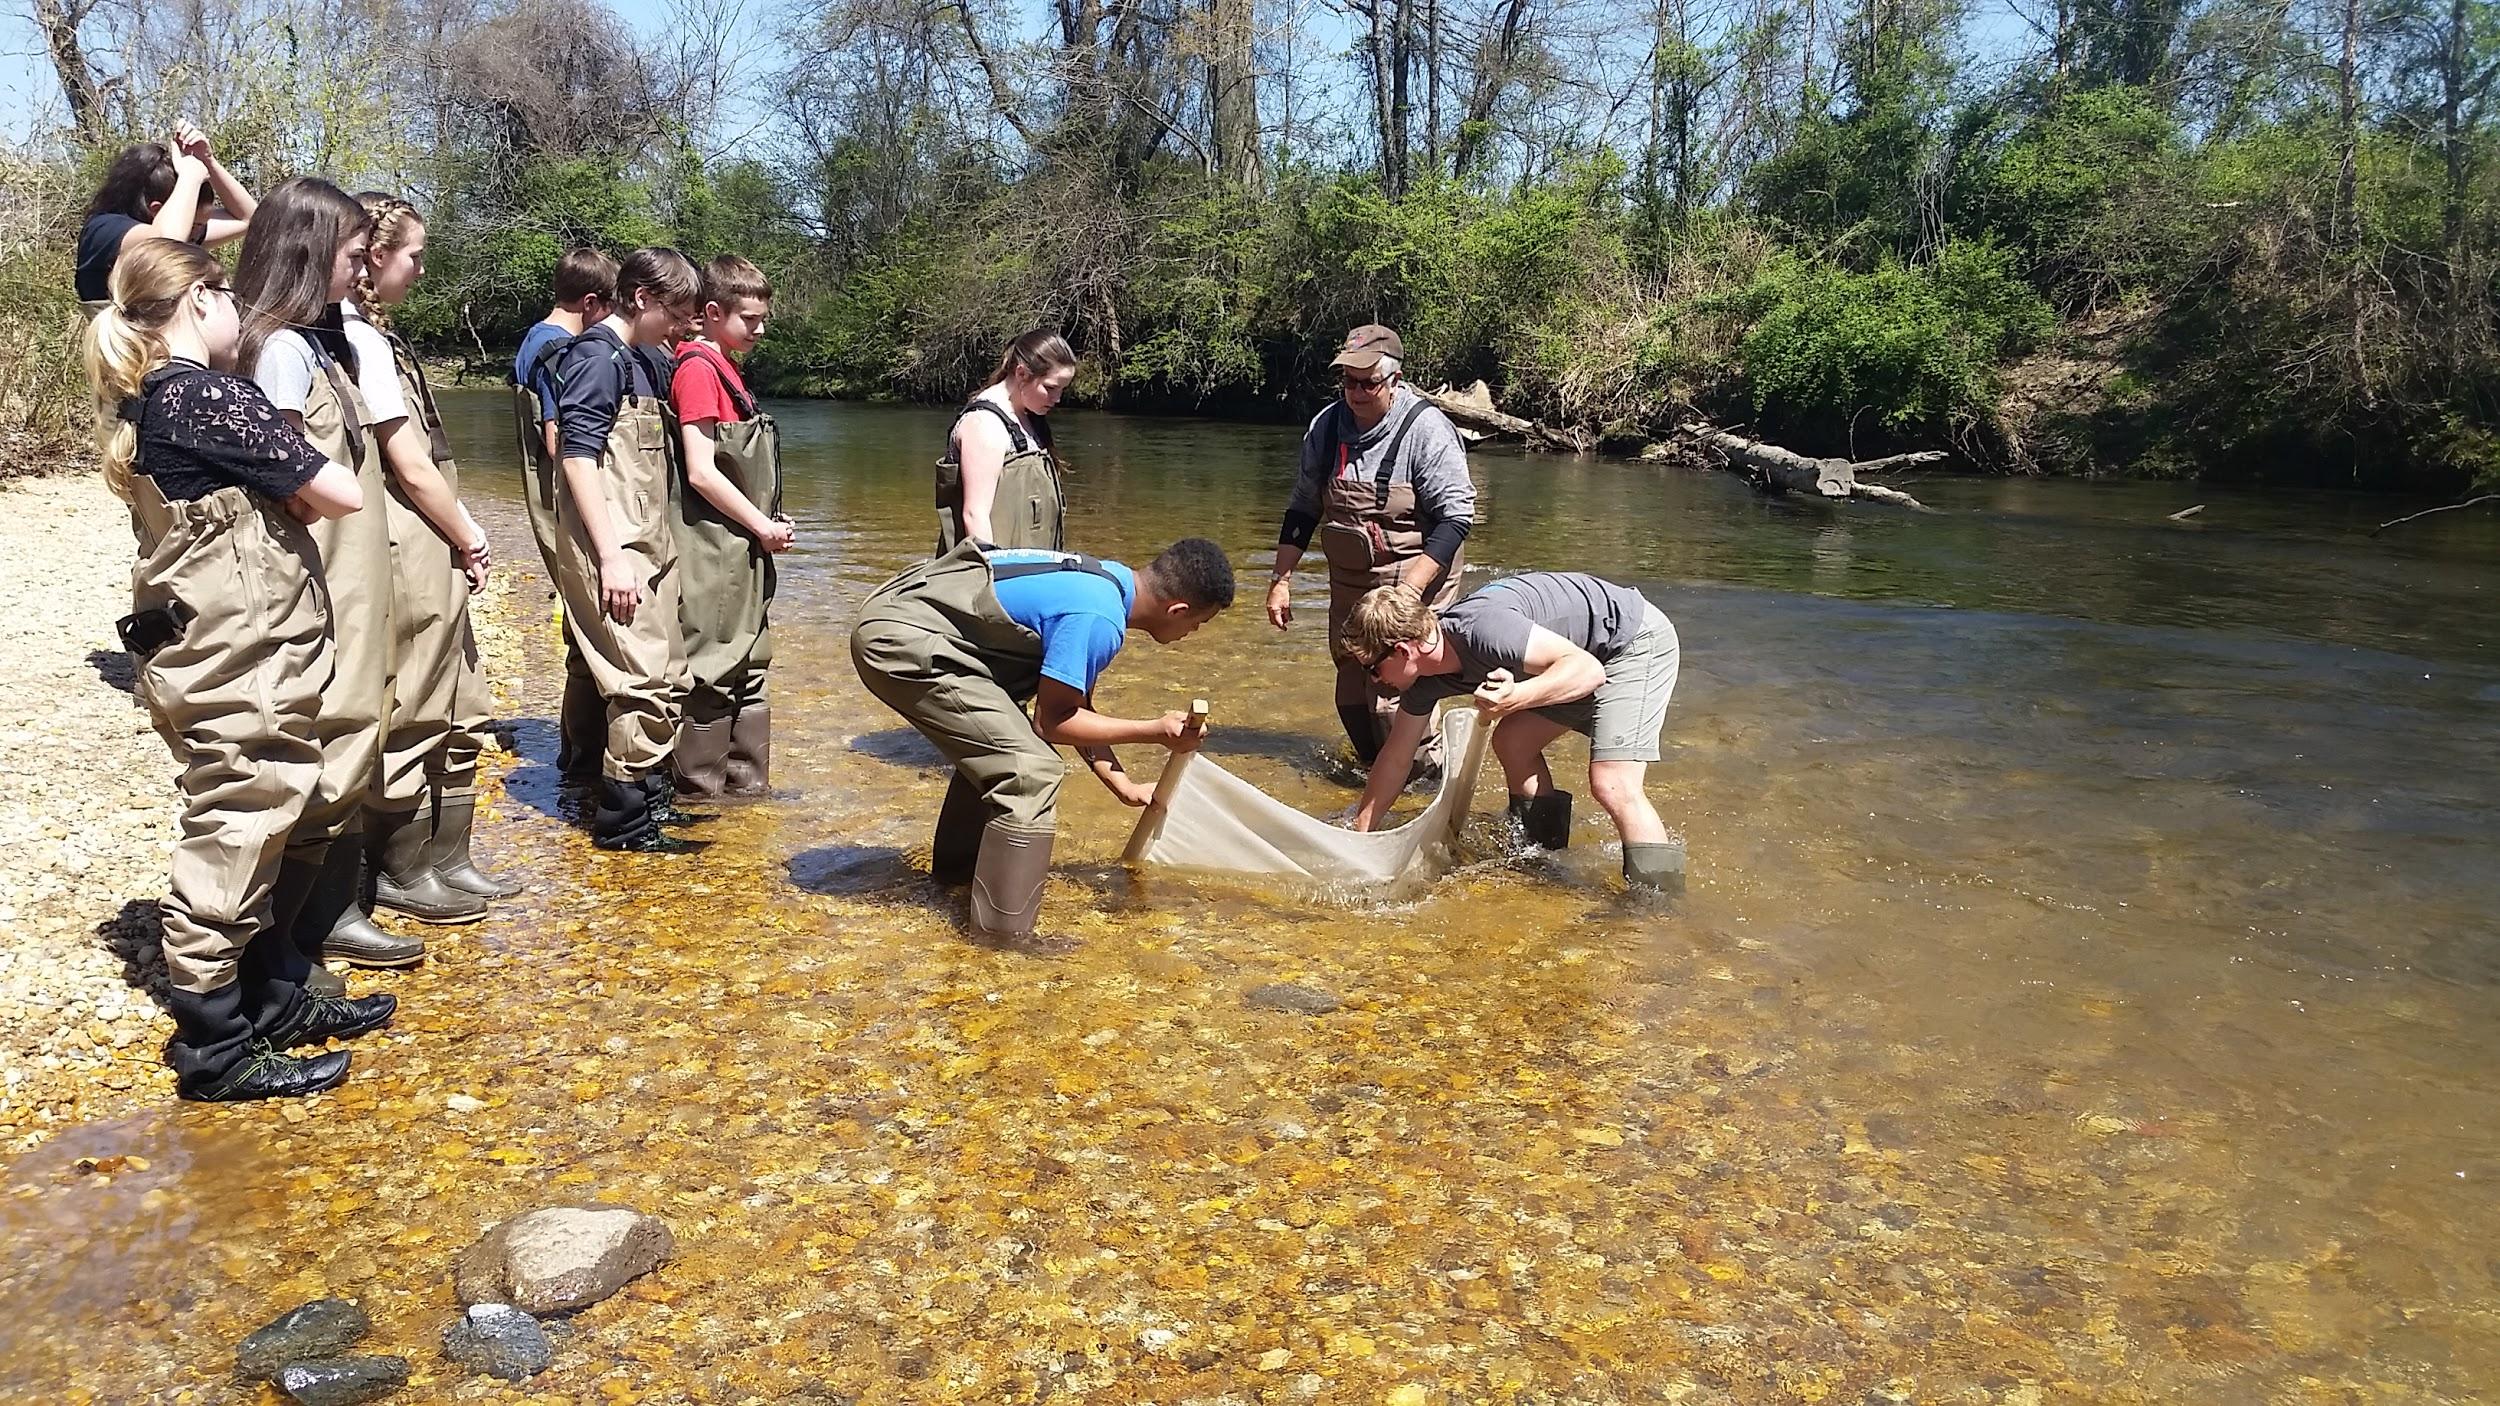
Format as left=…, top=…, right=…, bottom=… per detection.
left=5, top=394, right=2499, bottom=1403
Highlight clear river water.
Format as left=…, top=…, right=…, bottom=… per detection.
left=3, top=391, right=2497, bottom=1403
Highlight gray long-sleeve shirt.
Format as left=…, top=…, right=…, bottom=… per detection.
left=1280, top=385, right=1478, bottom=565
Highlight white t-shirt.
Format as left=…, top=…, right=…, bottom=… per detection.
left=250, top=317, right=407, bottom=426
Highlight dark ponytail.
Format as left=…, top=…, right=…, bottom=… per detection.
left=989, top=329, right=1077, bottom=391
left=86, top=143, right=179, bottom=223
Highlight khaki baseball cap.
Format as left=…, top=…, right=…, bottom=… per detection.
left=1330, top=324, right=1405, bottom=370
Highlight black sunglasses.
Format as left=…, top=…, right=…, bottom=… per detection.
left=1338, top=370, right=1393, bottom=390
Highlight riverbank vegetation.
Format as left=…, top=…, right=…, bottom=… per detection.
left=9, top=0, right=2500, bottom=489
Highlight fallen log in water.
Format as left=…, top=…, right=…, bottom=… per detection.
left=1419, top=382, right=1594, bottom=455
left=1679, top=424, right=1943, bottom=511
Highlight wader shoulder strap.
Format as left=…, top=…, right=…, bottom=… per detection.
left=384, top=330, right=443, bottom=427
left=524, top=335, right=573, bottom=393
left=990, top=553, right=1114, bottom=586
left=693, top=348, right=758, bottom=420
left=304, top=337, right=366, bottom=472
left=1319, top=399, right=1429, bottom=498
left=956, top=398, right=1032, bottom=455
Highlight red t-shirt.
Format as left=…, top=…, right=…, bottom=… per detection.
left=669, top=340, right=752, bottom=426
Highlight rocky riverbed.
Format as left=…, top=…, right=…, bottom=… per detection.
left=0, top=473, right=523, bottom=1151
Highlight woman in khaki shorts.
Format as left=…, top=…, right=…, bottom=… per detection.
left=1340, top=570, right=1683, bottom=893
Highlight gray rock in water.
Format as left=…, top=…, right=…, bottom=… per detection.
left=1244, top=982, right=1342, bottom=1016
left=442, top=1302, right=554, bottom=1381
left=452, top=1203, right=675, bottom=1314
left=273, top=1355, right=409, bottom=1406
left=235, top=1299, right=372, bottom=1381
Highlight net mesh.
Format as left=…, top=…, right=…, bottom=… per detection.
left=1124, top=707, right=1492, bottom=884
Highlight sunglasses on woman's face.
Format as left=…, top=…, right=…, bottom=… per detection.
left=1339, top=371, right=1393, bottom=391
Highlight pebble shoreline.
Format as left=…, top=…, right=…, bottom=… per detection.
left=0, top=473, right=523, bottom=1151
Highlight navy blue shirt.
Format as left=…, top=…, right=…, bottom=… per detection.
left=512, top=319, right=572, bottom=426
left=551, top=325, right=672, bottom=461
left=75, top=213, right=144, bottom=302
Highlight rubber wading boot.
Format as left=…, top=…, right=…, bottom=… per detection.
left=169, top=985, right=350, bottom=1102
left=557, top=671, right=603, bottom=782
left=723, top=705, right=772, bottom=798
left=1506, top=790, right=1574, bottom=851
left=426, top=791, right=522, bottom=899
left=967, top=824, right=1060, bottom=950
left=929, top=775, right=984, bottom=886
left=1622, top=840, right=1687, bottom=896
left=647, top=771, right=711, bottom=827
left=301, top=834, right=426, bottom=970
left=672, top=718, right=733, bottom=800
left=270, top=848, right=346, bottom=998
left=590, top=775, right=706, bottom=853
left=273, top=992, right=398, bottom=1048
left=370, top=806, right=488, bottom=924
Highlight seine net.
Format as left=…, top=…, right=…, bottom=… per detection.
left=1123, top=706, right=1492, bottom=884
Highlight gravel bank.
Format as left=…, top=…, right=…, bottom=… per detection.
left=0, top=473, right=521, bottom=1150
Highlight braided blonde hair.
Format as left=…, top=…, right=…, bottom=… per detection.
left=352, top=191, right=422, bottom=330
left=83, top=237, right=223, bottom=503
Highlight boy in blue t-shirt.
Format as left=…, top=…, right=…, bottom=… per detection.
left=852, top=539, right=1237, bottom=949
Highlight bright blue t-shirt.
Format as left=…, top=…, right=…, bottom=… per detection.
left=989, top=550, right=1136, bottom=695
left=513, top=319, right=571, bottom=424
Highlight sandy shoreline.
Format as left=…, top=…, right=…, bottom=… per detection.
left=0, top=472, right=523, bottom=1150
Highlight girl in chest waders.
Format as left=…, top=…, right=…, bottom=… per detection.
left=933, top=328, right=1078, bottom=555
left=548, top=246, right=705, bottom=852
left=668, top=255, right=794, bottom=801
left=356, top=192, right=522, bottom=920
left=86, top=236, right=395, bottom=1101
left=237, top=175, right=430, bottom=987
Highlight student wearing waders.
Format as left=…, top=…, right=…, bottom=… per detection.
left=549, top=247, right=703, bottom=851
left=933, top=329, right=1077, bottom=555
left=86, top=237, right=395, bottom=1100
left=1341, top=573, right=1686, bottom=894
left=1266, top=324, right=1478, bottom=772
left=73, top=121, right=256, bottom=313
left=511, top=248, right=617, bottom=780
left=669, top=255, right=793, bottom=800
left=239, top=177, right=428, bottom=984
left=849, top=540, right=1235, bottom=949
left=355, top=192, right=522, bottom=909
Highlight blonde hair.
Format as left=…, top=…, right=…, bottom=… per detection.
left=84, top=237, right=222, bottom=503
left=1338, top=583, right=1433, bottom=664
left=352, top=191, right=422, bottom=329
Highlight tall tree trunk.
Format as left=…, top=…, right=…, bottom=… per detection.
left=32, top=0, right=109, bottom=142
left=1425, top=0, right=1442, bottom=176
left=2334, top=0, right=2362, bottom=247
left=1208, top=0, right=1261, bottom=184
left=1388, top=0, right=1414, bottom=195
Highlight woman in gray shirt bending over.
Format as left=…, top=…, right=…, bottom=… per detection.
left=1339, top=572, right=1683, bottom=892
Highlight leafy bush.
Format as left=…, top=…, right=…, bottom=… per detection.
left=1737, top=240, right=2054, bottom=435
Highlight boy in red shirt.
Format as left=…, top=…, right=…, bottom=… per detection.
left=670, top=255, right=794, bottom=798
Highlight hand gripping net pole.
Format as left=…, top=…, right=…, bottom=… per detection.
left=1122, top=706, right=1493, bottom=885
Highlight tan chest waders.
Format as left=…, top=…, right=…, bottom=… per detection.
left=850, top=544, right=1124, bottom=945
left=377, top=329, right=489, bottom=806
left=552, top=357, right=689, bottom=781
left=933, top=400, right=1063, bottom=555
left=1316, top=400, right=1465, bottom=764
left=670, top=352, right=784, bottom=799
left=511, top=338, right=570, bottom=590
left=295, top=336, right=393, bottom=840
left=125, top=457, right=331, bottom=994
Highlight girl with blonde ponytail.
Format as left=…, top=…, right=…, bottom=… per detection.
left=83, top=235, right=391, bottom=1102
left=350, top=190, right=518, bottom=907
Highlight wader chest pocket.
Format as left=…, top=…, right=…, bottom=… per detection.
left=118, top=599, right=196, bottom=660
left=1321, top=519, right=1392, bottom=571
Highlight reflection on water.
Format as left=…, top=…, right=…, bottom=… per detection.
left=5, top=395, right=2497, bottom=1401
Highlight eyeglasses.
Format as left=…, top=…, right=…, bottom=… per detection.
left=1363, top=645, right=1398, bottom=678
left=199, top=281, right=235, bottom=300
left=1338, top=371, right=1393, bottom=391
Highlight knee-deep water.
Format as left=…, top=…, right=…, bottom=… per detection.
left=4, top=394, right=2498, bottom=1402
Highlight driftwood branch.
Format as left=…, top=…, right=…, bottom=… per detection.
left=1418, top=382, right=1593, bottom=454
left=2373, top=493, right=2500, bottom=535
left=1681, top=424, right=1941, bottom=511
